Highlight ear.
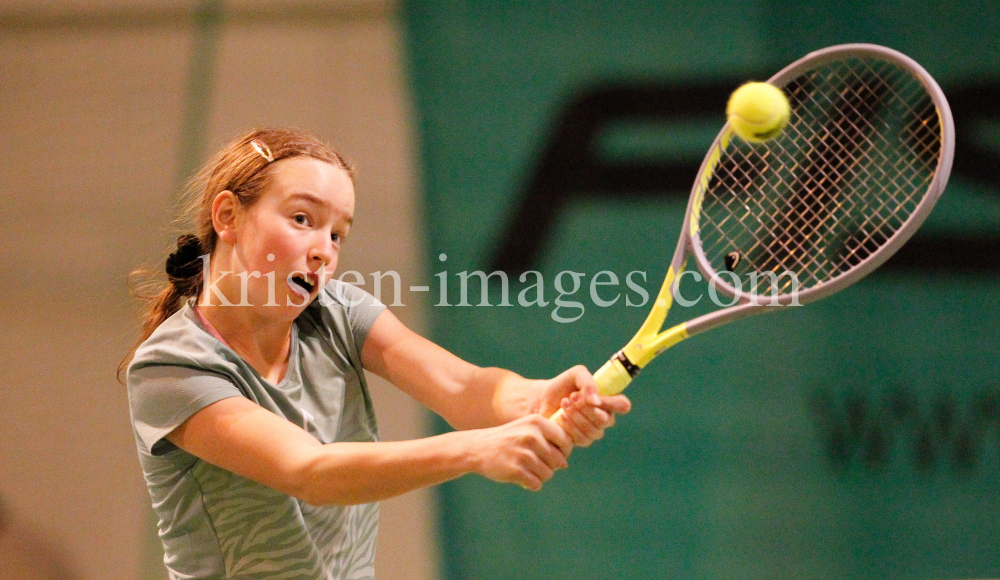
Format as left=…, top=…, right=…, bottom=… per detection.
left=212, top=191, right=240, bottom=244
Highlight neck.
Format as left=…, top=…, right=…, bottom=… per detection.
left=198, top=301, right=293, bottom=384
left=198, top=246, right=293, bottom=383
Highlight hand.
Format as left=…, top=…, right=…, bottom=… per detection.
left=539, top=365, right=632, bottom=447
left=467, top=414, right=573, bottom=491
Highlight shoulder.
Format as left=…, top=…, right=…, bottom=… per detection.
left=300, top=279, right=386, bottom=345
left=315, top=278, right=385, bottom=311
left=128, top=301, right=234, bottom=378
left=126, top=302, right=248, bottom=455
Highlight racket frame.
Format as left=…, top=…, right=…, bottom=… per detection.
left=592, top=43, right=955, bottom=396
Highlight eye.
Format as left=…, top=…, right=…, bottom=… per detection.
left=293, top=213, right=310, bottom=226
left=331, top=233, right=341, bottom=244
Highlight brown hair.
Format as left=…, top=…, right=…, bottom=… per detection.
left=118, top=127, right=353, bottom=381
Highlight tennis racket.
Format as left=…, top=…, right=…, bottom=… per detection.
left=553, top=43, right=954, bottom=420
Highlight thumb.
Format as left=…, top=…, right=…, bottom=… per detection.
left=542, top=365, right=596, bottom=415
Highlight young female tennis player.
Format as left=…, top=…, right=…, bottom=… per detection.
left=122, top=127, right=630, bottom=579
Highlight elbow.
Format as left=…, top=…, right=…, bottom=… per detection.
left=289, top=476, right=323, bottom=506
left=273, top=448, right=330, bottom=506
left=286, top=448, right=368, bottom=507
left=290, top=455, right=336, bottom=506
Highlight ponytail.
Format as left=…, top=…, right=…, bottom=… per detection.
left=117, top=235, right=207, bottom=381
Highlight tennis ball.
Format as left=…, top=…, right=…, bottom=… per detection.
left=726, top=82, right=790, bottom=142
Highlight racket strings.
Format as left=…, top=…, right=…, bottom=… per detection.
left=698, top=56, right=941, bottom=296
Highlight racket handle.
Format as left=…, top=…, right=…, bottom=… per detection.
left=592, top=356, right=635, bottom=395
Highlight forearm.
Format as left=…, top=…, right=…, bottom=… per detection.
left=416, top=364, right=545, bottom=429
left=472, top=367, right=546, bottom=427
left=298, top=414, right=573, bottom=503
left=362, top=311, right=621, bottom=434
left=168, top=397, right=570, bottom=505
left=297, top=431, right=476, bottom=506
left=363, top=313, right=545, bottom=429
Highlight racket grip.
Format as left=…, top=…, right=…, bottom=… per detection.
left=592, top=356, right=634, bottom=395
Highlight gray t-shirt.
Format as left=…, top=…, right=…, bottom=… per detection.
left=127, top=281, right=386, bottom=580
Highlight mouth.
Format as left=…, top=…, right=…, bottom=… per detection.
left=289, top=273, right=317, bottom=295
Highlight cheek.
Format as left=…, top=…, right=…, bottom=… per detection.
left=249, top=230, right=296, bottom=270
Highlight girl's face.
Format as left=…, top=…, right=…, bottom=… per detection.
left=228, top=156, right=355, bottom=316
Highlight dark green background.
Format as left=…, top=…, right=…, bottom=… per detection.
left=403, top=2, right=1000, bottom=579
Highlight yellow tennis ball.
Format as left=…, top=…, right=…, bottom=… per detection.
left=726, top=82, right=790, bottom=143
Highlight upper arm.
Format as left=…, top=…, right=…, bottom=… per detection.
left=165, top=396, right=325, bottom=501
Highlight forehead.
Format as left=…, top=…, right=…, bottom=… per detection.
left=262, top=156, right=355, bottom=210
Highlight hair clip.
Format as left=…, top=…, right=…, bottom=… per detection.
left=251, top=139, right=274, bottom=163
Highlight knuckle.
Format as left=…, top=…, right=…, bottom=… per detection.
left=518, top=431, right=539, bottom=447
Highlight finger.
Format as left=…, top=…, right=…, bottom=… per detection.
left=540, top=444, right=569, bottom=474
left=523, top=450, right=558, bottom=482
left=554, top=400, right=589, bottom=447
left=517, top=470, right=543, bottom=491
left=579, top=381, right=602, bottom=406
left=520, top=417, right=571, bottom=468
left=570, top=364, right=596, bottom=387
left=563, top=394, right=607, bottom=445
left=509, top=442, right=553, bottom=490
left=566, top=366, right=599, bottom=399
left=560, top=404, right=600, bottom=448
left=571, top=390, right=613, bottom=427
left=535, top=414, right=574, bottom=459
left=599, top=394, right=632, bottom=414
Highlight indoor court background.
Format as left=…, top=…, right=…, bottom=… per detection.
left=1, top=1, right=999, bottom=580
left=404, top=2, right=1000, bottom=580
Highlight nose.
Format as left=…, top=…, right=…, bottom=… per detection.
left=309, top=234, right=336, bottom=271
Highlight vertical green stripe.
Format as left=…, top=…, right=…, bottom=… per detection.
left=143, top=4, right=223, bottom=579
left=174, top=0, right=225, bottom=192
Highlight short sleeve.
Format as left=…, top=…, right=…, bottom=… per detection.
left=316, top=280, right=387, bottom=351
left=128, top=365, right=243, bottom=456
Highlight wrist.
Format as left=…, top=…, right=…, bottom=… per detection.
left=498, top=375, right=548, bottom=421
left=439, top=429, right=483, bottom=477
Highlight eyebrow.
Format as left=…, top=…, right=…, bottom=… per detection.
left=287, top=192, right=353, bottom=225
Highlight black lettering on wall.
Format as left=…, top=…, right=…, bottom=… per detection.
left=490, top=79, right=1000, bottom=275
left=809, top=388, right=1000, bottom=471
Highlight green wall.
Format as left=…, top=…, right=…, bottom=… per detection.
left=403, top=2, right=1000, bottom=579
